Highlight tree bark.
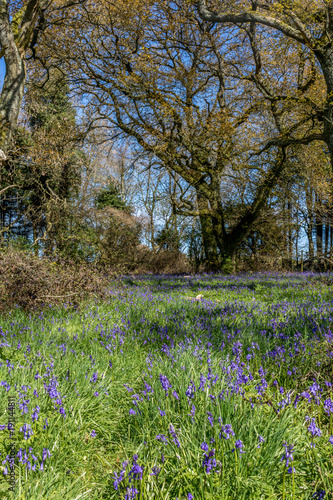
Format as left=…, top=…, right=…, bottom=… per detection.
left=196, top=190, right=220, bottom=270
left=0, top=1, right=27, bottom=152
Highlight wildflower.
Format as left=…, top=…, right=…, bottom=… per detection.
left=329, top=436, right=333, bottom=445
left=150, top=466, right=161, bottom=476
left=158, top=407, right=165, bottom=417
left=199, top=374, right=206, bottom=391
left=188, top=494, right=194, bottom=500
left=91, top=430, right=96, bottom=437
left=313, top=491, right=326, bottom=499
left=112, top=462, right=127, bottom=491
left=232, top=440, right=245, bottom=454
left=128, top=455, right=143, bottom=482
left=129, top=409, right=136, bottom=415
left=324, top=398, right=333, bottom=415
left=20, top=423, right=33, bottom=440
left=42, top=449, right=51, bottom=461
left=219, top=424, right=235, bottom=440
left=307, top=418, right=321, bottom=446
left=169, top=424, right=181, bottom=448
left=257, top=435, right=265, bottom=448
left=207, top=411, right=214, bottom=427
left=125, top=487, right=139, bottom=499
left=281, top=442, right=294, bottom=468
left=186, top=381, right=196, bottom=399
left=189, top=404, right=196, bottom=421
left=159, top=374, right=172, bottom=395
left=201, top=442, right=209, bottom=452
left=94, top=391, right=99, bottom=396
left=202, top=449, right=217, bottom=473
left=173, top=391, right=179, bottom=400
left=156, top=434, right=168, bottom=444
left=31, top=406, right=40, bottom=422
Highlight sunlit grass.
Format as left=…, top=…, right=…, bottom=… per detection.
left=0, top=273, right=332, bottom=499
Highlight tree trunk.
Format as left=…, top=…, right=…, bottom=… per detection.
left=315, top=194, right=323, bottom=259
left=196, top=190, right=220, bottom=270
left=0, top=2, right=27, bottom=153
left=325, top=209, right=329, bottom=259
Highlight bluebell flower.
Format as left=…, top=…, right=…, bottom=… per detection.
left=313, top=490, right=326, bottom=499
left=156, top=434, right=168, bottom=444
left=125, top=487, right=139, bottom=499
left=112, top=467, right=126, bottom=491
left=128, top=455, right=143, bottom=482
left=257, top=435, right=265, bottom=448
left=281, top=442, right=294, bottom=468
left=307, top=418, right=321, bottom=445
left=159, top=374, right=172, bottom=395
left=201, top=442, right=209, bottom=452
left=150, top=466, right=161, bottom=476
left=169, top=424, right=181, bottom=448
left=20, top=423, right=33, bottom=440
left=207, top=411, right=214, bottom=427
left=42, top=449, right=51, bottom=461
left=202, top=449, right=217, bottom=473
left=31, top=406, right=40, bottom=422
left=232, top=440, right=245, bottom=453
left=186, top=381, right=196, bottom=399
left=219, top=424, right=235, bottom=440
left=158, top=407, right=165, bottom=417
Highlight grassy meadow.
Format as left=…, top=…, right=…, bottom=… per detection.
left=0, top=272, right=333, bottom=499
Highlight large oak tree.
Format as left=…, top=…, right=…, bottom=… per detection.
left=39, top=0, right=303, bottom=268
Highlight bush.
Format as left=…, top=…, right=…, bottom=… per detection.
left=0, top=246, right=114, bottom=313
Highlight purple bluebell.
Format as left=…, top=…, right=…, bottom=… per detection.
left=159, top=374, right=172, bottom=395
left=150, top=466, right=161, bottom=476
left=281, top=442, right=294, bottom=468
left=169, top=424, right=181, bottom=448
left=20, top=423, right=33, bottom=440
left=201, top=442, right=209, bottom=452
left=202, top=449, right=217, bottom=473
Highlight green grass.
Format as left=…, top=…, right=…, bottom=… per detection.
left=0, top=273, right=332, bottom=499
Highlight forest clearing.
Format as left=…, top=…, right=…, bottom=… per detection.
left=0, top=273, right=332, bottom=499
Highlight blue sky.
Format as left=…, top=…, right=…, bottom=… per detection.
left=0, top=58, right=5, bottom=87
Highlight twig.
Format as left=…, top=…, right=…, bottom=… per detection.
left=39, top=292, right=82, bottom=298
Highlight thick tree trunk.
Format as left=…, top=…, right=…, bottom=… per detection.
left=196, top=190, right=220, bottom=270
left=0, top=2, right=27, bottom=153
